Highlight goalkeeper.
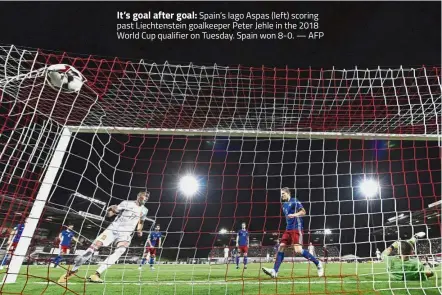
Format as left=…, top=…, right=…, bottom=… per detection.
left=382, top=232, right=434, bottom=281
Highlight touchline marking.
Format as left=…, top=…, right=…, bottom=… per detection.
left=31, top=280, right=408, bottom=286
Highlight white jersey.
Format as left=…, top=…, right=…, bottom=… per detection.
left=107, top=201, right=148, bottom=234
left=224, top=248, right=229, bottom=258
left=308, top=245, right=315, bottom=255
left=376, top=250, right=381, bottom=258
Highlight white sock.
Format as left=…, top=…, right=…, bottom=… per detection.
left=96, top=247, right=126, bottom=274
left=71, top=247, right=96, bottom=272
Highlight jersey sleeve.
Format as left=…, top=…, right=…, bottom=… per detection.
left=140, top=207, right=148, bottom=220
left=116, top=200, right=128, bottom=212
left=294, top=200, right=304, bottom=212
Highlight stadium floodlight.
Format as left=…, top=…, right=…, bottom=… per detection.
left=359, top=178, right=380, bottom=198
left=179, top=175, right=199, bottom=197
left=219, top=228, right=227, bottom=234
left=324, top=229, right=332, bottom=235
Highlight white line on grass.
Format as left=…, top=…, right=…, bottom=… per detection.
left=31, top=280, right=418, bottom=286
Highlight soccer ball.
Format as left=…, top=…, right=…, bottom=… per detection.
left=46, top=64, right=86, bottom=93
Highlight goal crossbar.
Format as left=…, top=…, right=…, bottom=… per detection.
left=67, top=126, right=441, bottom=141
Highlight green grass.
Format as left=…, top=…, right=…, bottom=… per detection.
left=0, top=262, right=440, bottom=295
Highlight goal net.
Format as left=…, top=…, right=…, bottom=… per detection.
left=0, top=44, right=440, bottom=295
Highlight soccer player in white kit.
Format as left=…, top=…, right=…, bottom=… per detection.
left=376, top=248, right=381, bottom=262
left=224, top=246, right=230, bottom=264
left=58, top=191, right=149, bottom=284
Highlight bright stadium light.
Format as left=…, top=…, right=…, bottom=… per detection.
left=179, top=175, right=199, bottom=197
left=219, top=228, right=227, bottom=234
left=359, top=178, right=380, bottom=198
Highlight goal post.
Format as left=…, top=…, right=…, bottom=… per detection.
left=67, top=126, right=442, bottom=141
left=2, top=127, right=72, bottom=284
left=0, top=44, right=440, bottom=295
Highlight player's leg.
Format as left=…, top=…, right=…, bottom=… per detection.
left=236, top=248, right=241, bottom=269
left=58, top=231, right=110, bottom=283
left=274, top=243, right=285, bottom=272
left=0, top=243, right=14, bottom=269
left=52, top=246, right=65, bottom=267
left=262, top=243, right=284, bottom=278
left=71, top=241, right=102, bottom=271
left=243, top=247, right=248, bottom=269
left=293, top=232, right=323, bottom=277
left=90, top=237, right=130, bottom=283
left=0, top=247, right=11, bottom=268
left=0, top=253, right=8, bottom=269
left=294, top=244, right=323, bottom=276
left=149, top=248, right=156, bottom=270
left=262, top=233, right=288, bottom=278
left=139, top=250, right=148, bottom=269
left=0, top=253, right=8, bottom=268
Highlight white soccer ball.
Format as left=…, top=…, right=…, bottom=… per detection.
left=415, top=232, right=426, bottom=238
left=46, top=64, right=86, bottom=93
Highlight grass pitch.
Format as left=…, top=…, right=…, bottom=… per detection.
left=0, top=262, right=440, bottom=295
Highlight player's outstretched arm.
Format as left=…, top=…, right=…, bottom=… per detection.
left=136, top=219, right=143, bottom=237
left=298, top=208, right=306, bottom=216
left=381, top=241, right=398, bottom=261
left=288, top=208, right=306, bottom=219
left=107, top=205, right=119, bottom=217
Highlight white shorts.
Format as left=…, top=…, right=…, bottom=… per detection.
left=95, top=229, right=132, bottom=247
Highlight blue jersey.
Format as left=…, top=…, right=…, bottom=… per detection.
left=60, top=230, right=75, bottom=246
left=12, top=224, right=24, bottom=243
left=282, top=197, right=304, bottom=231
left=149, top=231, right=161, bottom=247
left=237, top=229, right=249, bottom=246
left=274, top=242, right=280, bottom=251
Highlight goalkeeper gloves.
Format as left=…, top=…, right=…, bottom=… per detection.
left=391, top=232, right=425, bottom=249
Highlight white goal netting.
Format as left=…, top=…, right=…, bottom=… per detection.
left=0, top=44, right=440, bottom=295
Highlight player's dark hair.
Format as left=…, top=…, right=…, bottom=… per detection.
left=281, top=187, right=291, bottom=194
left=399, top=241, right=414, bottom=256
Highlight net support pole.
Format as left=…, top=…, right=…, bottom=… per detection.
left=2, top=127, right=71, bottom=284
